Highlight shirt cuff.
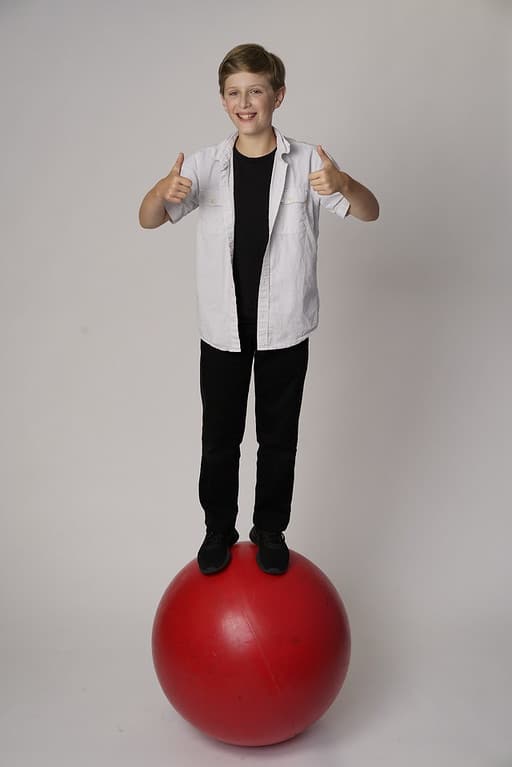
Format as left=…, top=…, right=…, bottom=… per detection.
left=163, top=200, right=184, bottom=224
left=332, top=194, right=351, bottom=218
left=320, top=191, right=351, bottom=219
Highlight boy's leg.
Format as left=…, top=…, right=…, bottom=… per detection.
left=198, top=335, right=254, bottom=532
left=253, top=338, right=309, bottom=532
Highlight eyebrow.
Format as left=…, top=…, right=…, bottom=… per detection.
left=226, top=83, right=266, bottom=89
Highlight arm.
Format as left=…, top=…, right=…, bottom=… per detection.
left=139, top=187, right=170, bottom=228
left=309, top=145, right=379, bottom=222
left=138, top=152, right=194, bottom=229
left=336, top=173, right=379, bottom=222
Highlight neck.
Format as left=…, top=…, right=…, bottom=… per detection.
left=235, top=126, right=276, bottom=157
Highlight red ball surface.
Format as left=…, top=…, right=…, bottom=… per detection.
left=152, top=541, right=351, bottom=747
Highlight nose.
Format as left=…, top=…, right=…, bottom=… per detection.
left=239, top=91, right=251, bottom=109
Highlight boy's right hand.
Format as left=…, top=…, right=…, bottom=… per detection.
left=154, top=153, right=193, bottom=204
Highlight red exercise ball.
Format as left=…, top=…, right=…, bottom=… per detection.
left=152, top=541, right=351, bottom=747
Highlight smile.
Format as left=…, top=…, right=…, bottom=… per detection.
left=237, top=113, right=257, bottom=120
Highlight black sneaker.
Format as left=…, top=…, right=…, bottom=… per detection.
left=249, top=526, right=289, bottom=575
left=197, top=528, right=239, bottom=574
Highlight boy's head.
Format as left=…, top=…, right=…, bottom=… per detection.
left=218, top=44, right=286, bottom=135
left=218, top=43, right=286, bottom=95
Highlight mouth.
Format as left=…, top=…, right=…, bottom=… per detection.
left=237, top=113, right=257, bottom=121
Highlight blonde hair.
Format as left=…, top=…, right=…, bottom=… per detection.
left=218, top=43, right=286, bottom=94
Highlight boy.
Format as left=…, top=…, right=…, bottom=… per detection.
left=139, top=43, right=379, bottom=576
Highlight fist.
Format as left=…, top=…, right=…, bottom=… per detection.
left=308, top=145, right=345, bottom=196
left=155, top=153, right=193, bottom=204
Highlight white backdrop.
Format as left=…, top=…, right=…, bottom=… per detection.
left=1, top=1, right=511, bottom=765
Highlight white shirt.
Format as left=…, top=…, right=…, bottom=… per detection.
left=164, top=125, right=350, bottom=351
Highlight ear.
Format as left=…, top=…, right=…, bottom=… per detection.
left=220, top=92, right=228, bottom=111
left=273, top=85, right=286, bottom=109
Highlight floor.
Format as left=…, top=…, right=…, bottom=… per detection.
left=2, top=595, right=509, bottom=766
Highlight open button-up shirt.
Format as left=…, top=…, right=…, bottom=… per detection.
left=164, top=125, right=350, bottom=351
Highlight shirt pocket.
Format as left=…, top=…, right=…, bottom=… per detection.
left=199, top=188, right=225, bottom=235
left=277, top=186, right=308, bottom=234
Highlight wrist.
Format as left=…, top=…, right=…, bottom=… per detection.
left=337, top=170, right=350, bottom=196
left=152, top=182, right=165, bottom=202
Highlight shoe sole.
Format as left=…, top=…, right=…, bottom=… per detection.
left=198, top=532, right=239, bottom=575
left=199, top=553, right=231, bottom=575
left=256, top=551, right=287, bottom=575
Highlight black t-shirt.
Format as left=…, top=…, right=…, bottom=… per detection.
left=232, top=143, right=276, bottom=327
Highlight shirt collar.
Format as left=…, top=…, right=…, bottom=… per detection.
left=214, top=124, right=290, bottom=168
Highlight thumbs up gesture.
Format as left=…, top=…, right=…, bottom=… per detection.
left=155, top=152, right=193, bottom=204
left=308, top=145, right=348, bottom=196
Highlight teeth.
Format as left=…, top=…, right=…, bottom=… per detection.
left=239, top=114, right=256, bottom=119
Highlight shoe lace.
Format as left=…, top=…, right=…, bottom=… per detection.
left=204, top=531, right=224, bottom=546
left=259, top=530, right=285, bottom=547
left=204, top=530, right=233, bottom=549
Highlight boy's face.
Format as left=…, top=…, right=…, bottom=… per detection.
left=221, top=71, right=285, bottom=137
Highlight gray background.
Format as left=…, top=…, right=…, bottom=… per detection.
left=1, top=0, right=511, bottom=765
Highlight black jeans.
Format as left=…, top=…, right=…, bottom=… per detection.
left=198, top=323, right=309, bottom=533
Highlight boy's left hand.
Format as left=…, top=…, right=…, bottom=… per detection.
left=308, top=145, right=349, bottom=196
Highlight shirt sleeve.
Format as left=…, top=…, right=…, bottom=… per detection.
left=310, top=146, right=351, bottom=219
left=163, top=153, right=200, bottom=224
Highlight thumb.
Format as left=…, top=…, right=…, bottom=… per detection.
left=317, top=145, right=332, bottom=167
left=171, top=152, right=184, bottom=176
